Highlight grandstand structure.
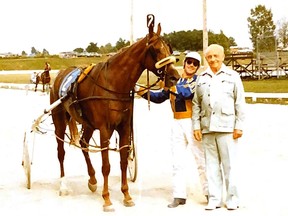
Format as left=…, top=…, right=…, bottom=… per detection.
left=224, top=52, right=288, bottom=79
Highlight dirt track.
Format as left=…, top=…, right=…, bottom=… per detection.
left=0, top=88, right=287, bottom=215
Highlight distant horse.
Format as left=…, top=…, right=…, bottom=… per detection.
left=34, top=71, right=51, bottom=92
left=49, top=17, right=180, bottom=212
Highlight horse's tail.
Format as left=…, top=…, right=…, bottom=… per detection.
left=67, top=118, right=80, bottom=146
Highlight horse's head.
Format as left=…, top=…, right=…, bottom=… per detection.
left=144, top=23, right=180, bottom=88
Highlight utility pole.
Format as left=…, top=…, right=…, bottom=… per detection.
left=130, top=0, right=134, bottom=45
left=202, top=0, right=208, bottom=67
left=256, top=35, right=261, bottom=80
left=275, top=36, right=279, bottom=78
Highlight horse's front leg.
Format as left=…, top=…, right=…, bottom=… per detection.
left=119, top=131, right=135, bottom=207
left=100, top=134, right=114, bottom=212
left=80, top=127, right=97, bottom=192
left=34, top=83, right=38, bottom=92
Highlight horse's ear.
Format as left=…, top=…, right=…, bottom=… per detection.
left=156, top=23, right=161, bottom=36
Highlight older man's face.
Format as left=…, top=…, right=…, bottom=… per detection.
left=205, top=47, right=225, bottom=73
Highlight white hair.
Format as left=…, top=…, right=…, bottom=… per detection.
left=204, top=44, right=224, bottom=56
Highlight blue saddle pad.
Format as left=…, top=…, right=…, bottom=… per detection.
left=59, top=68, right=82, bottom=97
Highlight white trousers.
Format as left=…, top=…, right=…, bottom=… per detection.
left=202, top=132, right=239, bottom=205
left=170, top=118, right=208, bottom=199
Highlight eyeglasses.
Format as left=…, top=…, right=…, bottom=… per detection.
left=186, top=59, right=199, bottom=67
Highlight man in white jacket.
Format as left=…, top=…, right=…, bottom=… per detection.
left=192, top=44, right=245, bottom=211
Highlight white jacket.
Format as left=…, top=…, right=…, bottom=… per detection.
left=192, top=64, right=245, bottom=133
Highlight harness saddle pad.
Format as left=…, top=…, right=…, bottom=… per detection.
left=78, top=63, right=95, bottom=83
left=59, top=68, right=82, bottom=97
left=59, top=64, right=95, bottom=98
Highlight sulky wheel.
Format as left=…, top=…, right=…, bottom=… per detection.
left=128, top=132, right=137, bottom=182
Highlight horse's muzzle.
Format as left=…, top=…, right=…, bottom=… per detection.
left=165, top=75, right=179, bottom=88
left=165, top=64, right=180, bottom=87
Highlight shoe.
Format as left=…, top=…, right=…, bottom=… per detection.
left=167, top=198, right=186, bottom=208
left=205, top=202, right=221, bottom=210
left=226, top=196, right=239, bottom=210
left=226, top=203, right=239, bottom=210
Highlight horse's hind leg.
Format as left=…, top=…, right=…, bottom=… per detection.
left=52, top=110, right=70, bottom=195
left=80, top=127, right=97, bottom=192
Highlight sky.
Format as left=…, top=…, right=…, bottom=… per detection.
left=0, top=0, right=287, bottom=54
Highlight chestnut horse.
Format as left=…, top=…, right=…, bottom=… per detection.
left=34, top=71, right=51, bottom=92
left=49, top=19, right=180, bottom=211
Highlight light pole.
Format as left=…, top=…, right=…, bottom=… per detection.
left=256, top=35, right=261, bottom=80
left=275, top=37, right=279, bottom=78
left=202, top=0, right=208, bottom=67
left=130, top=0, right=134, bottom=45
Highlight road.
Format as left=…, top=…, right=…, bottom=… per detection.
left=0, top=88, right=287, bottom=215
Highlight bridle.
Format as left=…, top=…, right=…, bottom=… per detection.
left=144, top=34, right=174, bottom=81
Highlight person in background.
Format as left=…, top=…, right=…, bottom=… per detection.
left=136, top=52, right=208, bottom=208
left=36, top=62, right=51, bottom=78
left=44, top=62, right=51, bottom=73
left=192, top=44, right=245, bottom=211
left=42, top=62, right=51, bottom=84
left=30, top=71, right=37, bottom=84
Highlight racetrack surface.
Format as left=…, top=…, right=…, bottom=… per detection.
left=0, top=88, right=287, bottom=216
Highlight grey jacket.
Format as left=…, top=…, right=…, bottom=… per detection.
left=192, top=64, right=245, bottom=134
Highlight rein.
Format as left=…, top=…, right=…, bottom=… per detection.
left=55, top=132, right=130, bottom=153
left=34, top=117, right=130, bottom=153
left=73, top=76, right=162, bottom=104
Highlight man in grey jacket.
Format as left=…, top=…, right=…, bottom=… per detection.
left=192, top=44, right=245, bottom=211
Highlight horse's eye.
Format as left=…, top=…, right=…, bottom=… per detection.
left=148, top=46, right=157, bottom=60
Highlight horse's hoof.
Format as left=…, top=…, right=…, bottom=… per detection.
left=103, top=205, right=115, bottom=212
left=88, top=181, right=97, bottom=192
left=59, top=178, right=70, bottom=196
left=123, top=199, right=135, bottom=207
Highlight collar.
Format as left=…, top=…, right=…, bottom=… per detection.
left=182, top=74, right=195, bottom=79
left=201, top=64, right=232, bottom=77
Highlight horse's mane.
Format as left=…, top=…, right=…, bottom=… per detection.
left=117, top=46, right=129, bottom=53
left=109, top=37, right=146, bottom=60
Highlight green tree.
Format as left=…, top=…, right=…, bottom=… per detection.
left=31, top=47, right=38, bottom=55
left=164, top=30, right=203, bottom=52
left=73, top=47, right=84, bottom=53
left=208, top=30, right=232, bottom=52
left=99, top=43, right=116, bottom=54
left=228, top=37, right=237, bottom=47
left=115, top=38, right=129, bottom=51
left=277, top=18, right=288, bottom=49
left=74, top=30, right=236, bottom=55
left=163, top=30, right=235, bottom=52
left=247, top=4, right=276, bottom=52
left=21, top=50, right=27, bottom=56
left=42, top=48, right=49, bottom=56
left=86, top=42, right=99, bottom=53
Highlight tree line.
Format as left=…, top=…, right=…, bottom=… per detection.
left=22, top=4, right=288, bottom=56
